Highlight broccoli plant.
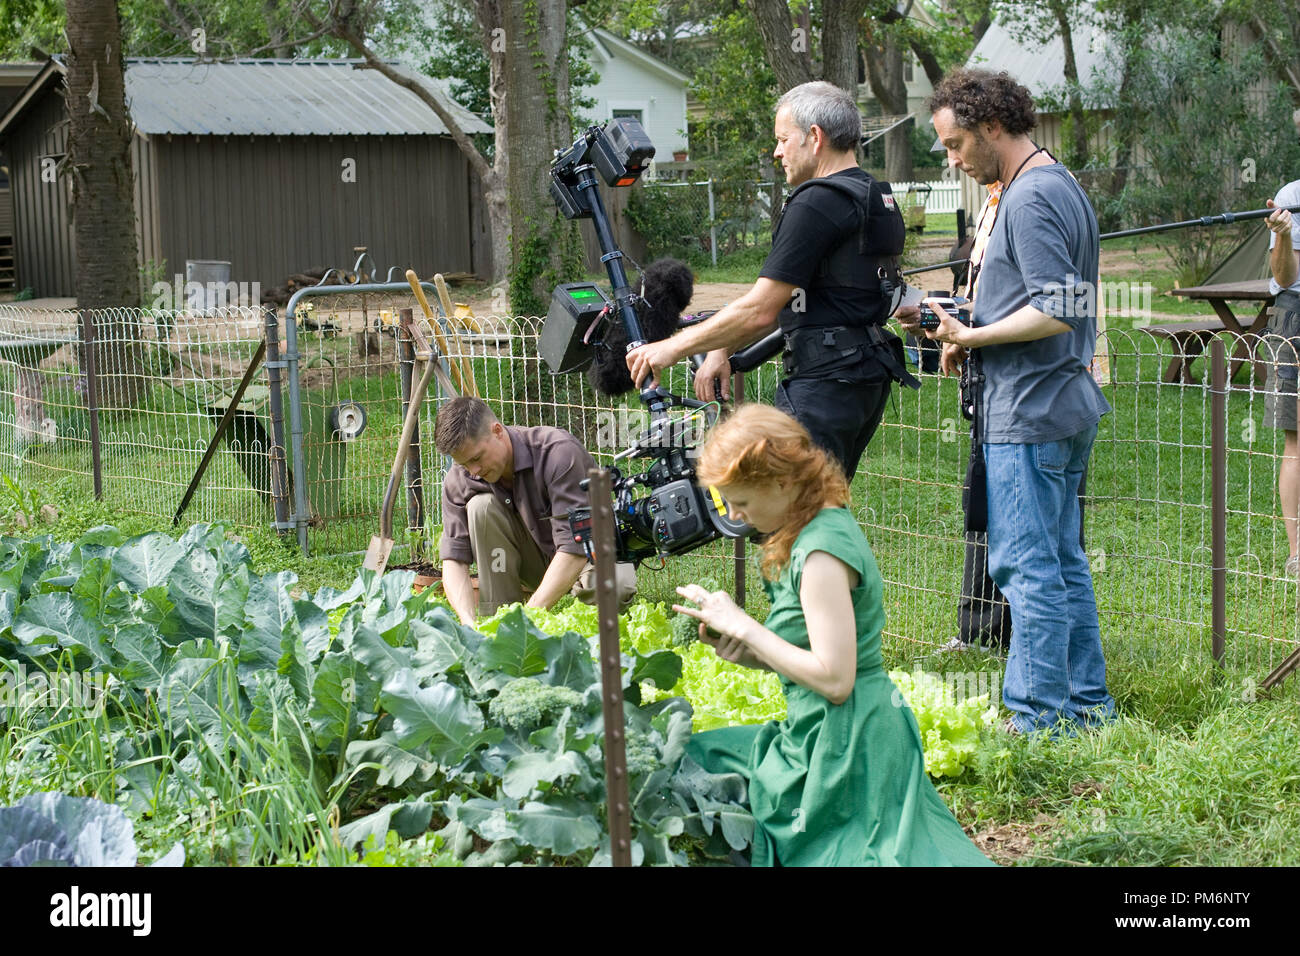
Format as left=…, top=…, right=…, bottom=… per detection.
left=488, top=678, right=587, bottom=732
left=669, top=577, right=724, bottom=648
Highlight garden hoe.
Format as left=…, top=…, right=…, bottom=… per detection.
left=363, top=321, right=451, bottom=575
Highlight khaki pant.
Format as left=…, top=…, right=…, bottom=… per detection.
left=466, top=493, right=637, bottom=616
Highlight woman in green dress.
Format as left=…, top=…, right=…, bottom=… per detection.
left=676, top=404, right=993, bottom=867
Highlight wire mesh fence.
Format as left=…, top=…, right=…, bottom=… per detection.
left=631, top=178, right=780, bottom=266
left=0, top=304, right=267, bottom=531
left=1, top=299, right=1297, bottom=680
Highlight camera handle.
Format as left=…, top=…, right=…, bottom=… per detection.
left=571, top=162, right=671, bottom=419
left=569, top=160, right=670, bottom=418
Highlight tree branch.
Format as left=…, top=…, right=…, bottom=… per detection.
left=305, top=6, right=495, bottom=186
left=1251, top=13, right=1300, bottom=104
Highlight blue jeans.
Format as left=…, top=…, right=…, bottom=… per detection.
left=984, top=426, right=1116, bottom=733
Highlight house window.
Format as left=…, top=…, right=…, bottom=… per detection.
left=612, top=108, right=643, bottom=124
left=904, top=56, right=914, bottom=84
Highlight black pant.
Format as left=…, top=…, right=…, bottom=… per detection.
left=959, top=463, right=1088, bottom=648
left=959, top=531, right=1011, bottom=648
left=775, top=376, right=891, bottom=478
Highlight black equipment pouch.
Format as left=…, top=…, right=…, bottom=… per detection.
left=782, top=324, right=921, bottom=389
left=963, top=349, right=988, bottom=533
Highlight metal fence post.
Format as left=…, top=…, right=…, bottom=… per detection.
left=263, top=308, right=291, bottom=533
left=707, top=178, right=718, bottom=268
left=80, top=310, right=103, bottom=500
left=732, top=369, right=746, bottom=606
left=1210, top=337, right=1226, bottom=666
left=589, top=467, right=632, bottom=866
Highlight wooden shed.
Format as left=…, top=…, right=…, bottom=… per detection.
left=0, top=58, right=495, bottom=298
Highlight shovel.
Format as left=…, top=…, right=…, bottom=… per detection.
left=362, top=326, right=441, bottom=575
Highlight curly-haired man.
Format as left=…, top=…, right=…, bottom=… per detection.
left=920, top=68, right=1115, bottom=735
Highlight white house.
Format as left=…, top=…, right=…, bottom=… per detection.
left=585, top=28, right=690, bottom=159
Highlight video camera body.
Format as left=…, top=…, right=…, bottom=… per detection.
left=541, top=118, right=753, bottom=566
left=918, top=295, right=978, bottom=420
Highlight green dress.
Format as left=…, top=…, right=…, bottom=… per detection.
left=686, top=508, right=994, bottom=867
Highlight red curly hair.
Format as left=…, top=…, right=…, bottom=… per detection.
left=695, top=404, right=850, bottom=580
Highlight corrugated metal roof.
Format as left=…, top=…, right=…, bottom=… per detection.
left=965, top=13, right=1120, bottom=109
left=121, top=59, right=493, bottom=136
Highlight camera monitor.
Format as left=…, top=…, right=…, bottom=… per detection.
left=539, top=282, right=612, bottom=374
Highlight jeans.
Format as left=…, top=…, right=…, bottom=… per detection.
left=984, top=426, right=1116, bottom=733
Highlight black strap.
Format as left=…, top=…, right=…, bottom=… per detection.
left=964, top=350, right=988, bottom=533
left=782, top=324, right=920, bottom=389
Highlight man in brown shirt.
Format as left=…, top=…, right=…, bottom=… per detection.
left=435, top=397, right=636, bottom=623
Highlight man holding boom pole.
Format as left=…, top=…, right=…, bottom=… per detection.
left=1263, top=108, right=1300, bottom=577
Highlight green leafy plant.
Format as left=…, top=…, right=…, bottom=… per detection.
left=888, top=669, right=997, bottom=779
left=0, top=791, right=183, bottom=866
left=0, top=524, right=752, bottom=866
left=0, top=471, right=40, bottom=519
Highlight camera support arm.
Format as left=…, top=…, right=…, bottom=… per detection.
left=575, top=169, right=670, bottom=418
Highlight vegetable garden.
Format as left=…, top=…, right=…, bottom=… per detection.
left=4, top=243, right=1300, bottom=866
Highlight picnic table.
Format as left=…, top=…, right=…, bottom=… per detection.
left=1156, top=279, right=1275, bottom=385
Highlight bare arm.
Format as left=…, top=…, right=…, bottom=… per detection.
left=525, top=550, right=589, bottom=611
left=1267, top=200, right=1298, bottom=289
left=626, top=277, right=794, bottom=388
left=442, top=558, right=478, bottom=626
left=926, top=300, right=1071, bottom=349
left=675, top=550, right=859, bottom=704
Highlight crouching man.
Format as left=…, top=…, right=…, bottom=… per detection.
left=434, top=396, right=636, bottom=624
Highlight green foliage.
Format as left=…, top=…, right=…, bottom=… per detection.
left=415, top=0, right=599, bottom=159
left=0, top=0, right=64, bottom=58
left=1071, top=20, right=1300, bottom=282
left=627, top=184, right=712, bottom=265
left=0, top=470, right=40, bottom=518
left=888, top=669, right=997, bottom=778
left=508, top=215, right=586, bottom=319
left=0, top=791, right=182, bottom=866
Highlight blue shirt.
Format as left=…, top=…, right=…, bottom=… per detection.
left=972, top=163, right=1111, bottom=443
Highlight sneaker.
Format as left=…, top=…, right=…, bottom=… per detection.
left=1286, top=555, right=1299, bottom=578
left=1001, top=717, right=1023, bottom=736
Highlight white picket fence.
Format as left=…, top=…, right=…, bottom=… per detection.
left=891, top=181, right=962, bottom=215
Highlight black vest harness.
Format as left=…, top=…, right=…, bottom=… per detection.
left=774, top=173, right=917, bottom=389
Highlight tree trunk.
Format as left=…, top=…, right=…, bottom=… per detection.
left=822, top=0, right=870, bottom=94
left=65, top=0, right=147, bottom=408
left=265, top=0, right=293, bottom=58
left=473, top=0, right=512, bottom=288
left=1050, top=0, right=1090, bottom=167
left=490, top=0, right=579, bottom=316
left=1110, top=40, right=1138, bottom=202
left=865, top=30, right=912, bottom=182
left=747, top=0, right=812, bottom=93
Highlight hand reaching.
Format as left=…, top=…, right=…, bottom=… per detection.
left=674, top=584, right=757, bottom=665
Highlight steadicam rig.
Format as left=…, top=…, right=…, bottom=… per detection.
left=540, top=118, right=753, bottom=565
